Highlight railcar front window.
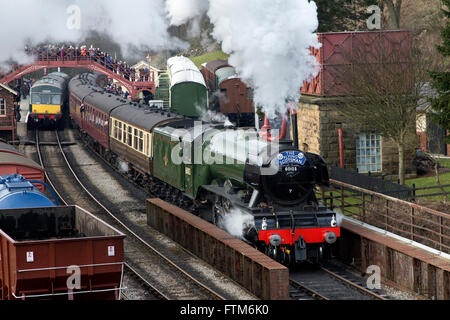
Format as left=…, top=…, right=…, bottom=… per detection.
left=31, top=94, right=41, bottom=104
left=51, top=95, right=61, bottom=105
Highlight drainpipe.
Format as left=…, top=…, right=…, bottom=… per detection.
left=337, top=126, right=344, bottom=168
left=291, top=108, right=299, bottom=149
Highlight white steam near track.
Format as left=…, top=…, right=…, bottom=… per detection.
left=0, top=0, right=185, bottom=70
left=166, top=0, right=322, bottom=118
left=219, top=208, right=255, bottom=240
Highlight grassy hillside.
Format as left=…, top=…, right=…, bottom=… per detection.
left=189, top=51, right=229, bottom=69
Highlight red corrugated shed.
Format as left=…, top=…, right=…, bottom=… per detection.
left=301, top=31, right=412, bottom=96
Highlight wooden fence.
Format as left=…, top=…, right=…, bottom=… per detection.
left=317, top=179, right=450, bottom=254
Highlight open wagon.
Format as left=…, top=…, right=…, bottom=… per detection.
left=0, top=205, right=125, bottom=300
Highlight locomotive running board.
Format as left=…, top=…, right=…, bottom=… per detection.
left=201, top=185, right=248, bottom=208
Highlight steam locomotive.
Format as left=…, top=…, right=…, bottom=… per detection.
left=68, top=57, right=340, bottom=264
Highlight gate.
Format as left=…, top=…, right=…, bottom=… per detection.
left=330, top=166, right=413, bottom=200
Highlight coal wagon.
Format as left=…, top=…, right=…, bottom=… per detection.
left=0, top=206, right=125, bottom=300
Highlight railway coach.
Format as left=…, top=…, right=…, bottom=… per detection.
left=69, top=73, right=182, bottom=179
left=201, top=59, right=255, bottom=127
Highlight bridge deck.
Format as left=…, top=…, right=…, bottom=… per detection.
left=0, top=51, right=156, bottom=98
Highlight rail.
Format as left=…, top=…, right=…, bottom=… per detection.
left=44, top=129, right=226, bottom=300
left=317, top=179, right=450, bottom=254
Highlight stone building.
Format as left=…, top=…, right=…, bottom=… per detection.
left=296, top=31, right=416, bottom=180
left=0, top=83, right=18, bottom=142
left=296, top=95, right=416, bottom=180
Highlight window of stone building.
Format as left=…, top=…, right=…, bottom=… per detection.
left=356, top=134, right=381, bottom=173
left=0, top=98, right=6, bottom=116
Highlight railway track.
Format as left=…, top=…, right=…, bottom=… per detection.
left=36, top=129, right=226, bottom=300
left=122, top=263, right=169, bottom=300
left=290, top=263, right=388, bottom=300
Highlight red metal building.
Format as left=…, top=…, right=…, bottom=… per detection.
left=301, top=31, right=412, bottom=96
left=0, top=83, right=18, bottom=142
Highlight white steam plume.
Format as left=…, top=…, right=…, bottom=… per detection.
left=220, top=208, right=255, bottom=240
left=166, top=0, right=209, bottom=26
left=0, top=0, right=186, bottom=70
left=166, top=0, right=321, bottom=118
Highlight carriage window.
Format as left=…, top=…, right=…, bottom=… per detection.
left=118, top=122, right=123, bottom=141
left=220, top=88, right=227, bottom=98
left=134, top=129, right=138, bottom=149
left=127, top=126, right=132, bottom=147
left=123, top=124, right=127, bottom=143
left=139, top=131, right=144, bottom=153
left=113, top=120, right=118, bottom=139
left=0, top=98, right=5, bottom=115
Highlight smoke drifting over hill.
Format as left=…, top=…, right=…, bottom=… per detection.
left=2, top=0, right=321, bottom=119
left=0, top=0, right=186, bottom=70
left=166, top=0, right=322, bottom=118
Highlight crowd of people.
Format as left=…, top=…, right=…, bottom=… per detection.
left=0, top=45, right=153, bottom=83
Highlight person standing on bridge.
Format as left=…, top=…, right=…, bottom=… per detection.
left=60, top=45, right=66, bottom=61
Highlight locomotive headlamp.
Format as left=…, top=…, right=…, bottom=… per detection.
left=324, top=232, right=337, bottom=244
left=331, top=215, right=337, bottom=227
left=262, top=218, right=267, bottom=231
left=270, top=234, right=282, bottom=247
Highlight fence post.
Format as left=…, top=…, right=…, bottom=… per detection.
left=385, top=199, right=389, bottom=232
left=330, top=192, right=334, bottom=210
left=412, top=183, right=416, bottom=200
left=362, top=192, right=365, bottom=222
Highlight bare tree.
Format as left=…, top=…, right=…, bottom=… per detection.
left=380, top=0, right=403, bottom=29
left=332, top=34, right=431, bottom=184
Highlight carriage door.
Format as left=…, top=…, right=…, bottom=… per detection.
left=183, top=140, right=194, bottom=196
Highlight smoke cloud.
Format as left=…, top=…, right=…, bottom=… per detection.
left=0, top=0, right=186, bottom=70
left=166, top=0, right=321, bottom=118
left=220, top=208, right=255, bottom=239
